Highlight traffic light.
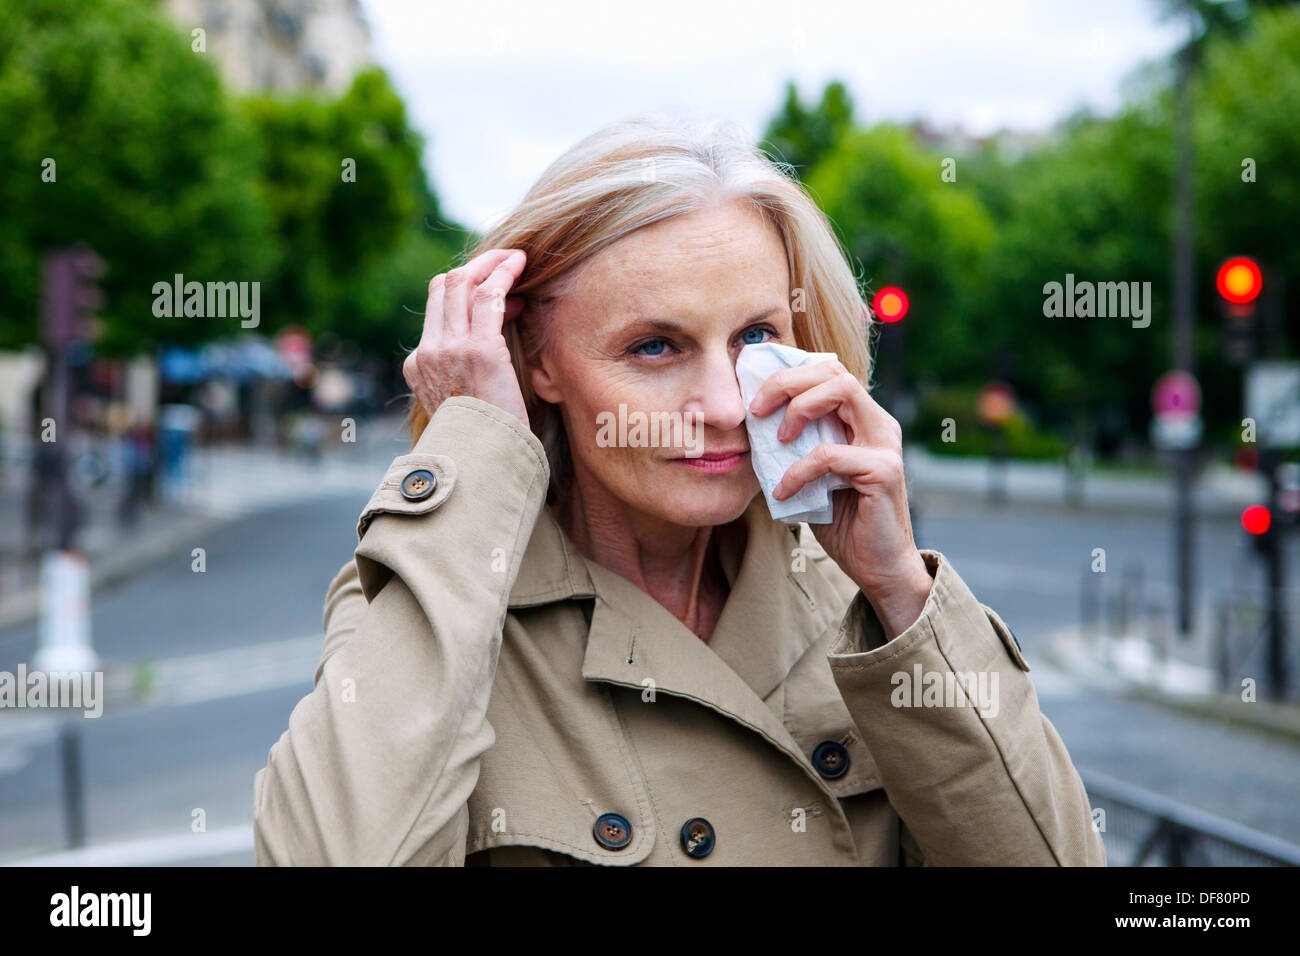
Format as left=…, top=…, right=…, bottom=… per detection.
left=1216, top=256, right=1262, bottom=365
left=1243, top=503, right=1273, bottom=556
left=42, top=246, right=106, bottom=348
left=871, top=286, right=909, bottom=323
left=1243, top=504, right=1272, bottom=536
left=1216, top=256, right=1263, bottom=307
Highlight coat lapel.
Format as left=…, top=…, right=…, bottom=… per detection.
left=703, top=499, right=843, bottom=701
left=579, top=559, right=823, bottom=780
left=508, top=496, right=881, bottom=797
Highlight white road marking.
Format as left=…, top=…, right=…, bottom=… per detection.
left=7, top=824, right=253, bottom=867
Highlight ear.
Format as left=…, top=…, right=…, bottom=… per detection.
left=528, top=345, right=563, bottom=404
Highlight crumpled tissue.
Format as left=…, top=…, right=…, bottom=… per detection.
left=735, top=341, right=852, bottom=525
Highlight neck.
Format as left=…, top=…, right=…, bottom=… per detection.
left=557, top=468, right=730, bottom=642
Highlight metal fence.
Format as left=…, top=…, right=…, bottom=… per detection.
left=1081, top=767, right=1300, bottom=866
left=1079, top=564, right=1300, bottom=702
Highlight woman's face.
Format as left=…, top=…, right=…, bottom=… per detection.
left=529, top=198, right=796, bottom=528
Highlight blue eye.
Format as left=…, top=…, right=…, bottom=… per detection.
left=740, top=326, right=773, bottom=345
left=632, top=338, right=668, bottom=356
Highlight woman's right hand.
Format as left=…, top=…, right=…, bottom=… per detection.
left=403, top=248, right=530, bottom=427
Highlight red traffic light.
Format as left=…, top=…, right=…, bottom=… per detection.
left=1242, top=504, right=1272, bottom=535
left=872, top=286, right=909, bottom=323
left=1216, top=257, right=1262, bottom=305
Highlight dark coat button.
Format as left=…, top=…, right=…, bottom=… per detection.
left=680, top=818, right=715, bottom=858
left=812, top=740, right=850, bottom=779
left=400, top=469, right=437, bottom=501
left=593, top=812, right=632, bottom=850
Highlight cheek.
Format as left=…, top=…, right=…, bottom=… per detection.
left=560, top=363, right=711, bottom=489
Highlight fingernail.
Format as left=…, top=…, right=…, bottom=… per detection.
left=772, top=480, right=785, bottom=499
left=507, top=250, right=525, bottom=266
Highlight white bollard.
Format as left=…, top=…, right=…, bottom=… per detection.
left=33, top=550, right=98, bottom=674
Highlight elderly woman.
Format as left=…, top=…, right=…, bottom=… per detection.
left=253, top=115, right=1105, bottom=867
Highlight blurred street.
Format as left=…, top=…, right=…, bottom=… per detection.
left=2, top=443, right=1298, bottom=865
left=4, top=0, right=1300, bottom=873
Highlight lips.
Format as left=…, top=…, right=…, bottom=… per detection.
left=689, top=449, right=748, bottom=461
left=671, top=449, right=749, bottom=475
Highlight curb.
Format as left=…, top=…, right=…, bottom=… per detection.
left=4, top=824, right=253, bottom=867
left=1043, top=628, right=1300, bottom=747
left=912, top=485, right=1254, bottom=522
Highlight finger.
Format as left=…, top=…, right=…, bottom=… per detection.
left=856, top=385, right=905, bottom=447
left=772, top=443, right=902, bottom=500
left=443, top=248, right=519, bottom=336
left=421, top=272, right=447, bottom=349
left=470, top=250, right=527, bottom=337
left=777, top=373, right=873, bottom=446
left=748, top=359, right=848, bottom=417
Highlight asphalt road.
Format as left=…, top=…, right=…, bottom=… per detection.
left=1, top=486, right=1297, bottom=863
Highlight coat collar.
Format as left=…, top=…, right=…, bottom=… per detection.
left=508, top=497, right=852, bottom=779
left=507, top=504, right=597, bottom=608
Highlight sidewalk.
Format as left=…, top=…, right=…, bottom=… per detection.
left=0, top=415, right=408, bottom=631
left=1044, top=622, right=1300, bottom=746
left=906, top=447, right=1266, bottom=519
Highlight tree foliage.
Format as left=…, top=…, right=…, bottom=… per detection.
left=777, top=4, right=1300, bottom=455
left=0, top=0, right=274, bottom=353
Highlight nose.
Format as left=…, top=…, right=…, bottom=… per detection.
left=683, top=347, right=748, bottom=434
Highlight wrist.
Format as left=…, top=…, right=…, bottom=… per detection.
left=860, top=551, right=934, bottom=643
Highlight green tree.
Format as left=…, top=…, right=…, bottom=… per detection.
left=968, top=107, right=1173, bottom=437
left=0, top=0, right=275, bottom=353
left=242, top=67, right=467, bottom=350
left=1197, top=4, right=1300, bottom=345
left=760, top=80, right=856, bottom=176
left=805, top=124, right=995, bottom=386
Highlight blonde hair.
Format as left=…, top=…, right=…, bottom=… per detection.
left=408, top=112, right=876, bottom=502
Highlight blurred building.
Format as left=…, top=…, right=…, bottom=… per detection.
left=909, top=121, right=1047, bottom=162
left=166, top=0, right=372, bottom=93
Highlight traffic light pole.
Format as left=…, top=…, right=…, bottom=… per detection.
left=1172, top=33, right=1198, bottom=640
left=46, top=341, right=75, bottom=550
left=1255, top=446, right=1289, bottom=699
left=37, top=246, right=104, bottom=850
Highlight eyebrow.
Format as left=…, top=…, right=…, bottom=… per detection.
left=629, top=306, right=785, bottom=334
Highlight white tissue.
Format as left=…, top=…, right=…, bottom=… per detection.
left=735, top=342, right=853, bottom=524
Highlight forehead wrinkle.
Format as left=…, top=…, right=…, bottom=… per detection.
left=555, top=204, right=789, bottom=333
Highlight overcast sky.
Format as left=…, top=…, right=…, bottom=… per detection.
left=364, top=0, right=1188, bottom=231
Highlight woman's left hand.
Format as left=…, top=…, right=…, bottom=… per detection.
left=747, top=359, right=934, bottom=641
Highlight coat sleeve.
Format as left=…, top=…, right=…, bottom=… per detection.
left=253, top=396, right=550, bottom=866
left=827, top=549, right=1106, bottom=866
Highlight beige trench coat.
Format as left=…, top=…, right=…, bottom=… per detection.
left=253, top=396, right=1107, bottom=866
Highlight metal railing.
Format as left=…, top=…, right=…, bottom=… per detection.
left=1079, top=564, right=1300, bottom=702
left=1081, top=767, right=1300, bottom=866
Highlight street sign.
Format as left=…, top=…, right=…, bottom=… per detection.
left=1152, top=370, right=1201, bottom=418
left=1245, top=360, right=1300, bottom=448
left=1151, top=416, right=1203, bottom=450
left=1151, top=370, right=1202, bottom=450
